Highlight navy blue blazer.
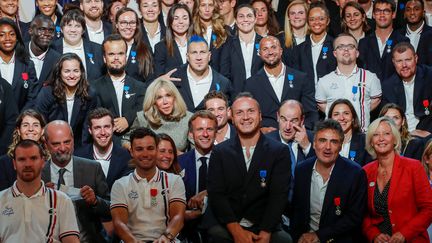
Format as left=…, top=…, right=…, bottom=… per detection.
left=74, top=143, right=132, bottom=190
left=83, top=21, right=112, bottom=43
left=291, top=34, right=336, bottom=84
left=92, top=75, right=146, bottom=137
left=402, top=137, right=425, bottom=161
left=348, top=132, right=373, bottom=166
left=51, top=38, right=105, bottom=82
left=290, top=156, right=367, bottom=243
left=125, top=42, right=156, bottom=84
left=25, top=42, right=62, bottom=86
left=266, top=129, right=316, bottom=161
left=34, top=86, right=98, bottom=147
left=397, top=24, right=432, bottom=65
left=219, top=33, right=263, bottom=94
left=0, top=78, right=18, bottom=155
left=178, top=149, right=199, bottom=202
left=0, top=155, right=15, bottom=191
left=358, top=31, right=409, bottom=81
left=153, top=40, right=185, bottom=77
left=381, top=65, right=432, bottom=132
left=243, top=65, right=318, bottom=130
left=172, top=64, right=234, bottom=112
left=207, top=134, right=291, bottom=232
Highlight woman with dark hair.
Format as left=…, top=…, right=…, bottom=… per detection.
left=0, top=109, right=47, bottom=191
left=154, top=3, right=193, bottom=77
left=50, top=8, right=105, bottom=81
left=251, top=0, right=280, bottom=37
left=0, top=18, right=37, bottom=111
left=114, top=7, right=155, bottom=83
left=156, top=133, right=181, bottom=174
left=104, top=0, right=125, bottom=24
left=34, top=53, right=97, bottom=148
left=328, top=99, right=372, bottom=165
left=379, top=103, right=425, bottom=161
left=341, top=1, right=371, bottom=42
left=137, top=0, right=166, bottom=53
left=193, top=0, right=228, bottom=71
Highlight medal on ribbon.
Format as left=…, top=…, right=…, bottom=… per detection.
left=150, top=188, right=158, bottom=207
left=349, top=151, right=356, bottom=161
left=87, top=53, right=95, bottom=64
left=423, top=100, right=430, bottom=115
left=55, top=26, right=61, bottom=38
left=259, top=170, right=267, bottom=188
left=131, top=51, right=137, bottom=63
left=124, top=85, right=130, bottom=99
left=215, top=83, right=220, bottom=91
left=288, top=74, right=294, bottom=88
left=211, top=34, right=217, bottom=43
left=255, top=43, right=260, bottom=55
left=22, top=72, right=29, bottom=89
left=322, top=46, right=328, bottom=59
left=386, top=39, right=393, bottom=53
left=351, top=85, right=358, bottom=101
left=334, top=197, right=341, bottom=215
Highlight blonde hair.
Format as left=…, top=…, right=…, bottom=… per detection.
left=421, top=139, right=432, bottom=178
left=365, top=117, right=402, bottom=159
left=193, top=0, right=227, bottom=48
left=284, top=0, right=309, bottom=48
left=143, top=78, right=188, bottom=127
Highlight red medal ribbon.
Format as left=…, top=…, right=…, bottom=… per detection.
left=150, top=188, right=158, bottom=197
left=21, top=72, right=28, bottom=81
left=423, top=99, right=430, bottom=108
left=334, top=197, right=341, bottom=206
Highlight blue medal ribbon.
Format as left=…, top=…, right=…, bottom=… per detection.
left=215, top=83, right=220, bottom=91
left=288, top=74, right=294, bottom=88
left=259, top=170, right=267, bottom=179
left=349, top=151, right=356, bottom=161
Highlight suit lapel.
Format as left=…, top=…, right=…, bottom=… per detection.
left=173, top=44, right=184, bottom=65
left=12, top=59, right=24, bottom=89
left=180, top=67, right=195, bottom=108
left=73, top=157, right=82, bottom=188
left=231, top=136, right=248, bottom=177
left=39, top=49, right=57, bottom=82
left=70, top=98, right=81, bottom=128
left=320, top=157, right=343, bottom=222
left=369, top=33, right=382, bottom=62
left=413, top=67, right=424, bottom=106
left=103, top=75, right=121, bottom=116
left=233, top=37, right=246, bottom=68
left=244, top=135, right=266, bottom=186
left=251, top=34, right=262, bottom=73
left=259, top=70, right=281, bottom=104
left=388, top=155, right=403, bottom=205
left=42, top=161, right=52, bottom=182
left=393, top=80, right=406, bottom=109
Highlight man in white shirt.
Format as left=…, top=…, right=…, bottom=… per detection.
left=0, top=139, right=80, bottom=243
left=316, top=33, right=382, bottom=131
left=80, top=0, right=112, bottom=45
left=290, top=119, right=367, bottom=243
left=111, top=127, right=186, bottom=242
left=204, top=90, right=234, bottom=144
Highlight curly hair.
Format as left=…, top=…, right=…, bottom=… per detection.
left=193, top=0, right=227, bottom=48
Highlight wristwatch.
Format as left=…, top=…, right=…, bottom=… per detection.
left=163, top=231, right=175, bottom=241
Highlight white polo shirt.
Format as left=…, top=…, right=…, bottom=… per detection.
left=0, top=181, right=80, bottom=243
left=86, top=22, right=105, bottom=45
left=315, top=66, right=382, bottom=131
left=111, top=168, right=186, bottom=242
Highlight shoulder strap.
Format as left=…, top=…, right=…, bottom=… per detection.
left=45, top=188, right=58, bottom=243
left=160, top=171, right=170, bottom=226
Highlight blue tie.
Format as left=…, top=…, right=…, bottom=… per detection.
left=288, top=142, right=296, bottom=177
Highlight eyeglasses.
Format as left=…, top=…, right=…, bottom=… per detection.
left=335, top=44, right=356, bottom=51
left=373, top=8, right=392, bottom=15
left=118, top=21, right=137, bottom=28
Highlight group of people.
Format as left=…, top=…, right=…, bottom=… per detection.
left=0, top=0, right=432, bottom=242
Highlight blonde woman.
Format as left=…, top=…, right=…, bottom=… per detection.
left=124, top=78, right=193, bottom=151
left=284, top=0, right=309, bottom=49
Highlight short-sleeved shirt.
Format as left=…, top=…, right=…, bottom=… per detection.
left=315, top=66, right=382, bottom=131
left=0, top=181, right=80, bottom=243
left=110, top=168, right=186, bottom=242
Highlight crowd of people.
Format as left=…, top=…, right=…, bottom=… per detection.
left=0, top=0, right=432, bottom=242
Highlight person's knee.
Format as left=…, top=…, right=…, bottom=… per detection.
left=270, top=230, right=293, bottom=243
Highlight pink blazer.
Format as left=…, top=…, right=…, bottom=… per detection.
left=363, top=154, right=432, bottom=242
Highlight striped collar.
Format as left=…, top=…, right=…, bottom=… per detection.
left=12, top=181, right=46, bottom=198
left=132, top=168, right=161, bottom=183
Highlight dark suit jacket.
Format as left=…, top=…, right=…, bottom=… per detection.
left=140, top=21, right=166, bottom=54
left=0, top=78, right=18, bottom=155
left=243, top=65, right=318, bottom=130
left=74, top=143, right=132, bottom=190
left=291, top=34, right=337, bottom=84
left=290, top=156, right=367, bottom=243
left=36, top=48, right=61, bottom=84
left=349, top=132, right=373, bottom=166
left=219, top=33, right=263, bottom=94
left=51, top=38, right=105, bottom=82
left=3, top=57, right=38, bottom=111
left=172, top=64, right=234, bottom=112
left=178, top=149, right=199, bottom=202
left=266, top=129, right=316, bottom=161
left=42, top=156, right=110, bottom=243
left=358, top=31, right=409, bottom=81
left=153, top=40, right=185, bottom=77
left=207, top=134, right=291, bottom=232
left=402, top=137, right=425, bottom=161
left=381, top=65, right=432, bottom=132
left=92, top=75, right=146, bottom=137
left=208, top=31, right=227, bottom=72
left=125, top=42, right=155, bottom=83
left=34, top=86, right=98, bottom=147
left=83, top=21, right=112, bottom=43
left=0, top=155, right=15, bottom=191
left=397, top=24, right=432, bottom=65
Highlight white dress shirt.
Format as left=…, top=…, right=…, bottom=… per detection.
left=310, top=35, right=326, bottom=85
left=406, top=22, right=424, bottom=51
left=50, top=159, right=75, bottom=187
left=63, top=39, right=87, bottom=71
left=187, top=66, right=213, bottom=107
left=93, top=143, right=113, bottom=177
left=111, top=74, right=126, bottom=117
left=376, top=32, right=392, bottom=58
left=29, top=44, right=47, bottom=79
left=144, top=24, right=162, bottom=52
left=239, top=34, right=256, bottom=79
left=264, top=64, right=286, bottom=101
left=0, top=53, right=15, bottom=85
left=403, top=77, right=419, bottom=131
left=86, top=22, right=105, bottom=45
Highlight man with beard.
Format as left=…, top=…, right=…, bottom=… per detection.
left=92, top=34, right=146, bottom=144
left=207, top=93, right=292, bottom=243
left=244, top=36, right=317, bottom=132
left=0, top=140, right=80, bottom=243
left=27, top=14, right=61, bottom=86
left=42, top=120, right=111, bottom=243
left=74, top=108, right=132, bottom=190
left=316, top=33, right=382, bottom=131
left=80, top=0, right=112, bottom=45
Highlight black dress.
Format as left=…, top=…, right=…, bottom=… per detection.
left=374, top=180, right=393, bottom=236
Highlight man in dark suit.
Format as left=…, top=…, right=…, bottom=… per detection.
left=42, top=120, right=111, bottom=243
left=178, top=110, right=217, bottom=241
left=92, top=34, right=146, bottom=144
left=80, top=0, right=112, bottom=45
left=27, top=14, right=61, bottom=86
left=358, top=0, right=409, bottom=81
left=172, top=35, right=233, bottom=112
left=207, top=93, right=292, bottom=243
left=244, top=36, right=318, bottom=131
left=290, top=119, right=367, bottom=243
left=74, top=108, right=132, bottom=190
left=381, top=42, right=432, bottom=134
left=204, top=90, right=236, bottom=144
